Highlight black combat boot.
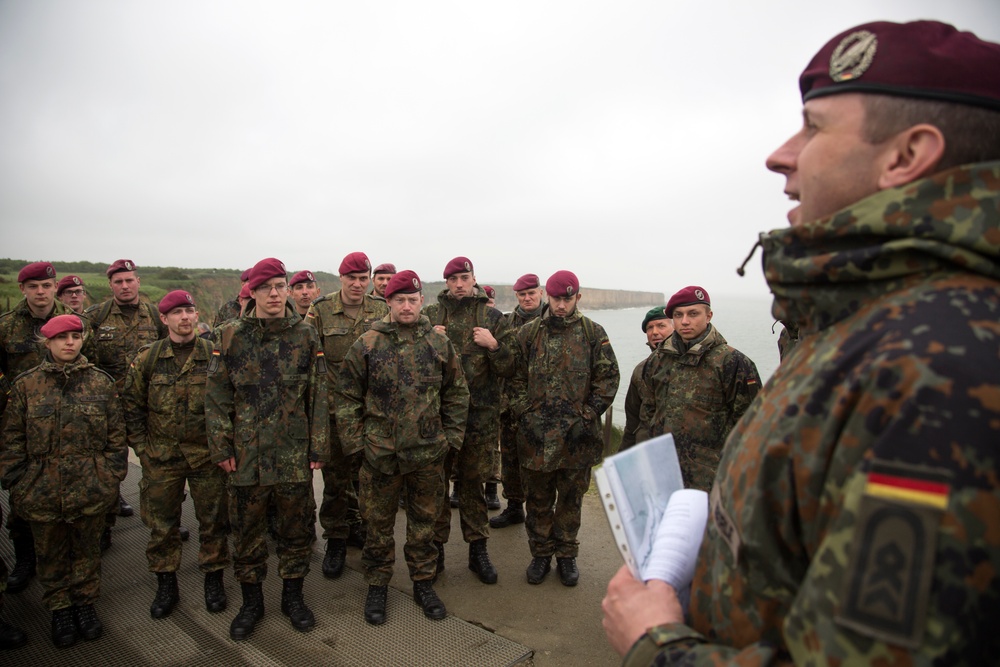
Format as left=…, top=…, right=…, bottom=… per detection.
left=280, top=578, right=315, bottom=632
left=412, top=580, right=447, bottom=620
left=322, top=538, right=347, bottom=579
left=364, top=585, right=387, bottom=625
left=99, top=526, right=112, bottom=552
left=0, top=607, right=27, bottom=650
left=50, top=608, right=77, bottom=648
left=346, top=522, right=367, bottom=549
left=6, top=534, right=36, bottom=593
left=432, top=541, right=445, bottom=582
left=179, top=526, right=190, bottom=541
left=449, top=481, right=460, bottom=508
left=204, top=569, right=228, bottom=613
left=150, top=572, right=180, bottom=619
left=488, top=501, right=525, bottom=529
left=525, top=556, right=552, bottom=585
left=229, top=582, right=264, bottom=641
left=484, top=482, right=501, bottom=510
left=74, top=603, right=103, bottom=641
left=118, top=494, right=134, bottom=517
left=556, top=557, right=580, bottom=587
left=468, top=539, right=498, bottom=584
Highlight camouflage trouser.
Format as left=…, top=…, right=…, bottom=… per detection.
left=359, top=457, right=444, bottom=586
left=138, top=453, right=230, bottom=573
left=229, top=482, right=316, bottom=583
left=319, top=427, right=362, bottom=540
left=434, top=430, right=493, bottom=544
left=498, top=410, right=523, bottom=501
left=0, top=505, right=6, bottom=596
left=521, top=467, right=591, bottom=559
left=4, top=499, right=31, bottom=543
left=30, top=514, right=105, bottom=611
left=489, top=437, right=501, bottom=484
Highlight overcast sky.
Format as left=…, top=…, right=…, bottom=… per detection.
left=2, top=1, right=998, bottom=299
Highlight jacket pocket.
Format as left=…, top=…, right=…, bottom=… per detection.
left=25, top=404, right=56, bottom=456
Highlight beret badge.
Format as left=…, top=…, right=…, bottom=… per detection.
left=412, top=277, right=420, bottom=289
left=830, top=30, right=877, bottom=83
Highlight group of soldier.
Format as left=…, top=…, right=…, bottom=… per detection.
left=0, top=249, right=651, bottom=650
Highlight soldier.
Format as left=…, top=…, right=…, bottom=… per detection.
left=425, top=256, right=514, bottom=585
left=213, top=268, right=251, bottom=328
left=0, top=261, right=94, bottom=594
left=0, top=315, right=127, bottom=648
left=480, top=282, right=501, bottom=509
left=491, top=273, right=546, bottom=530
left=123, top=290, right=230, bottom=620
left=619, top=306, right=673, bottom=451
left=289, top=270, right=320, bottom=319
left=337, top=270, right=469, bottom=625
left=371, top=263, right=396, bottom=301
left=603, top=21, right=1000, bottom=664
left=206, top=257, right=328, bottom=640
left=638, top=286, right=760, bottom=491
left=56, top=275, right=88, bottom=314
left=482, top=285, right=497, bottom=308
left=84, top=259, right=164, bottom=546
left=509, top=270, right=619, bottom=586
left=305, top=252, right=388, bottom=579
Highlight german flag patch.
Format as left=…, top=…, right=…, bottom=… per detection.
left=836, top=460, right=951, bottom=648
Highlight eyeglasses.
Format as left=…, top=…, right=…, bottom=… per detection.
left=62, top=289, right=86, bottom=297
left=258, top=282, right=289, bottom=293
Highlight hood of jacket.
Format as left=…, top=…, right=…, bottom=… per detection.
left=758, top=160, right=1000, bottom=334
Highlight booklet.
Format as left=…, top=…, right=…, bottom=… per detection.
left=595, top=434, right=708, bottom=596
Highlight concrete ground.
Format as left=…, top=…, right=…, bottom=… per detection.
left=344, top=476, right=624, bottom=666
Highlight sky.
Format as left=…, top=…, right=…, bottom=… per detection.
left=2, top=1, right=998, bottom=300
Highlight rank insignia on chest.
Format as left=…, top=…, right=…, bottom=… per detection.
left=836, top=460, right=951, bottom=648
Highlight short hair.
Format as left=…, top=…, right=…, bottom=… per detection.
left=861, top=94, right=1000, bottom=170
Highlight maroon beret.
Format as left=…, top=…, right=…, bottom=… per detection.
left=482, top=285, right=496, bottom=299
left=56, top=275, right=84, bottom=295
left=801, top=21, right=1000, bottom=112
left=384, top=270, right=422, bottom=299
left=289, top=270, right=316, bottom=287
left=443, top=257, right=474, bottom=279
left=372, top=263, right=397, bottom=276
left=545, top=270, right=579, bottom=298
left=247, top=257, right=287, bottom=291
left=339, top=252, right=371, bottom=276
left=240, top=268, right=251, bottom=282
left=512, top=273, right=540, bottom=292
left=106, top=259, right=137, bottom=277
left=18, top=262, right=56, bottom=283
left=666, top=286, right=710, bottom=317
left=158, top=290, right=196, bottom=315
left=239, top=283, right=251, bottom=299
left=40, top=314, right=83, bottom=338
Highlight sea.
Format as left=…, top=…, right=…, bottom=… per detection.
left=579, top=294, right=780, bottom=429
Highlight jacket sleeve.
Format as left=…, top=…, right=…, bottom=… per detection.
left=121, top=349, right=150, bottom=455
left=0, top=381, right=28, bottom=490
left=585, top=323, right=620, bottom=420
left=307, top=331, right=330, bottom=463
left=440, top=339, right=470, bottom=450
left=507, top=328, right=530, bottom=419
left=723, top=349, right=762, bottom=432
left=103, top=382, right=128, bottom=482
left=486, top=310, right=517, bottom=379
left=620, top=362, right=644, bottom=451
left=335, top=338, right=368, bottom=456
left=205, top=343, right=236, bottom=464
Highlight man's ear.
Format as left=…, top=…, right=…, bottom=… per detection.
left=878, top=124, right=946, bottom=189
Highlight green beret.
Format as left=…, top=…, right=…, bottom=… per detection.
left=641, top=306, right=669, bottom=332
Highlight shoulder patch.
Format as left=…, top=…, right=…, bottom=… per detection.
left=316, top=350, right=327, bottom=376
left=835, top=460, right=951, bottom=648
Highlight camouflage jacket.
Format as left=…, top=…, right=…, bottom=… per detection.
left=213, top=298, right=243, bottom=328
left=0, top=354, right=126, bottom=521
left=205, top=304, right=329, bottom=486
left=639, top=325, right=761, bottom=491
left=122, top=337, right=213, bottom=468
left=509, top=310, right=619, bottom=471
left=84, top=298, right=167, bottom=385
left=619, top=356, right=652, bottom=450
left=304, top=291, right=388, bottom=410
left=628, top=162, right=1000, bottom=665
left=0, top=299, right=96, bottom=411
left=336, top=315, right=469, bottom=475
left=500, top=303, right=546, bottom=412
left=423, top=289, right=514, bottom=435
